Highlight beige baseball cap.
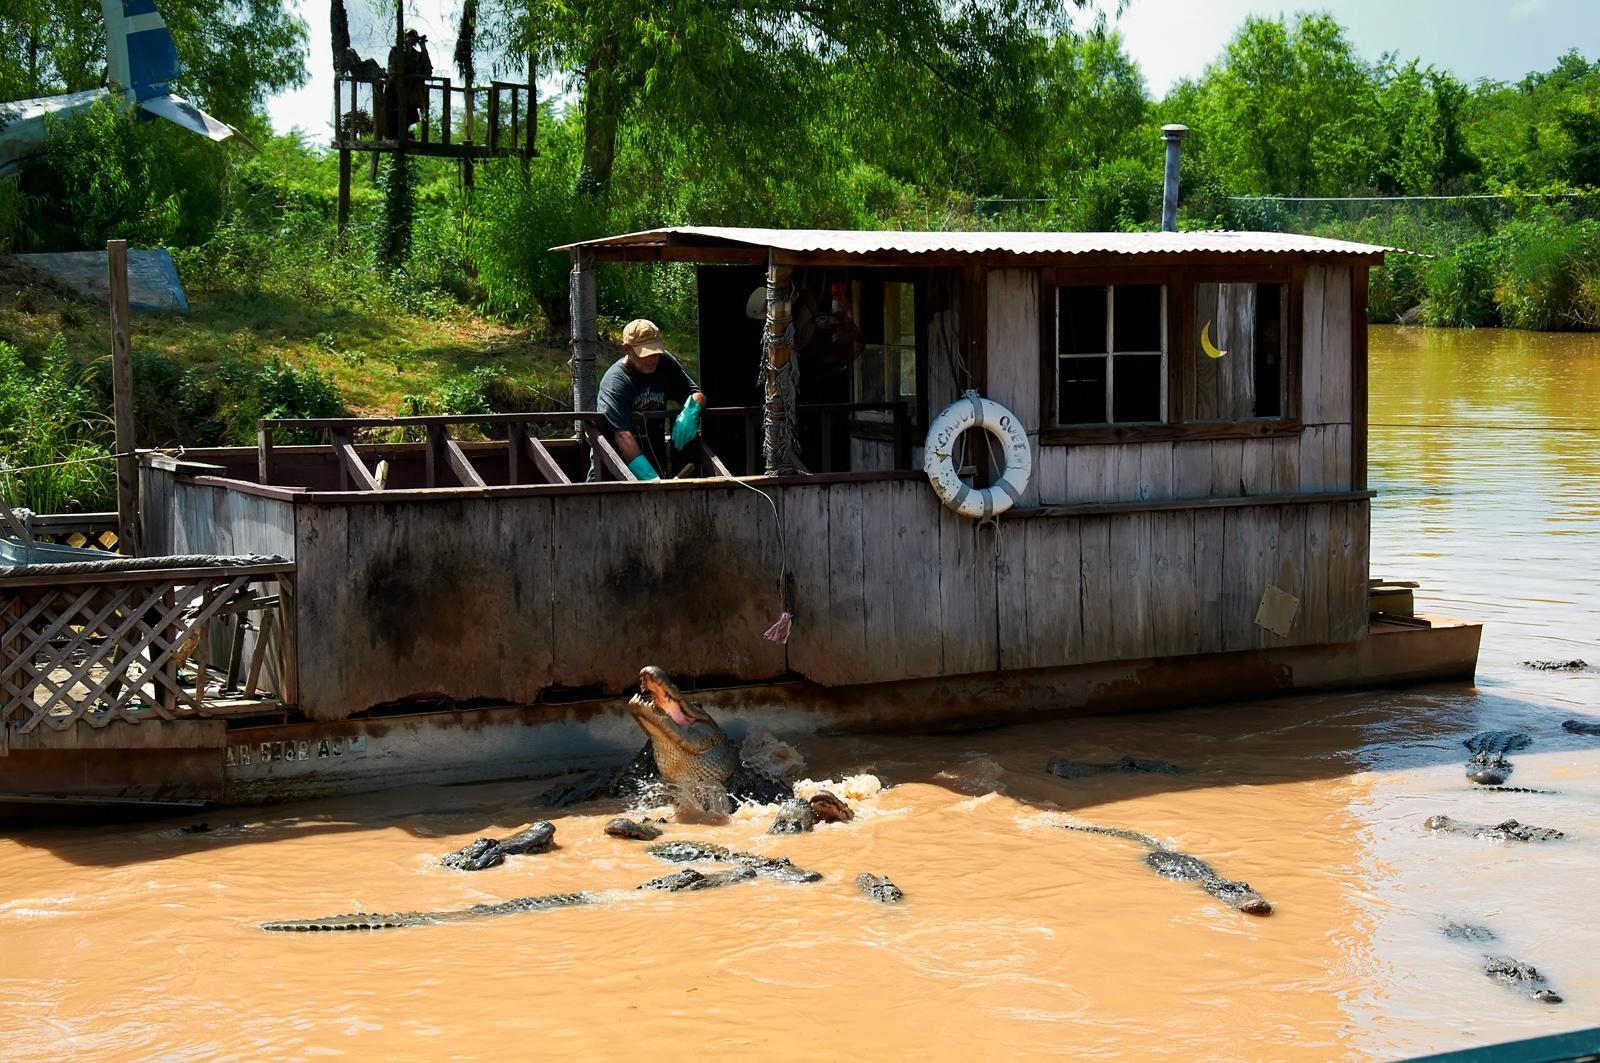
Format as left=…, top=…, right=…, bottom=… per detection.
left=621, top=319, right=667, bottom=357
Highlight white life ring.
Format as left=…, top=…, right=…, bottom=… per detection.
left=923, top=391, right=1032, bottom=519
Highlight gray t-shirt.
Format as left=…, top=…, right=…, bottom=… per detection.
left=597, top=353, right=698, bottom=469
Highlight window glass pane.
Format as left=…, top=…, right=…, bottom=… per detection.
left=857, top=281, right=884, bottom=344
left=1112, top=284, right=1162, bottom=352
left=1057, top=356, right=1107, bottom=424
left=897, top=346, right=916, bottom=399
left=1253, top=283, right=1284, bottom=417
left=858, top=345, right=887, bottom=402
left=1058, top=287, right=1107, bottom=354
left=1187, top=282, right=1286, bottom=421
left=885, top=282, right=915, bottom=347
left=1111, top=354, right=1162, bottom=422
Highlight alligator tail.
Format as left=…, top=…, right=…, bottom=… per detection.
left=1060, top=823, right=1167, bottom=850
left=263, top=911, right=431, bottom=932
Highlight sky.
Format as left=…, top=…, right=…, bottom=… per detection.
left=266, top=0, right=1600, bottom=144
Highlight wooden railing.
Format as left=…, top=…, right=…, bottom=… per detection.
left=333, top=74, right=534, bottom=158
left=257, top=403, right=914, bottom=490
left=0, top=559, right=295, bottom=740
left=20, top=512, right=120, bottom=553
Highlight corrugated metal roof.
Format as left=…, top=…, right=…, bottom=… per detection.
left=552, top=225, right=1402, bottom=258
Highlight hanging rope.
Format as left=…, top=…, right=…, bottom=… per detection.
left=0, top=450, right=140, bottom=477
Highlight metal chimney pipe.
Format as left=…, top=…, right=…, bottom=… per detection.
left=1161, top=124, right=1188, bottom=233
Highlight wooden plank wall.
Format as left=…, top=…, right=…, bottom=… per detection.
left=770, top=482, right=1371, bottom=686
left=139, top=470, right=297, bottom=559
left=984, top=268, right=1042, bottom=506
left=1190, top=282, right=1259, bottom=421
left=285, top=476, right=1369, bottom=716
left=293, top=485, right=788, bottom=720
left=988, top=264, right=1357, bottom=506
left=138, top=471, right=299, bottom=699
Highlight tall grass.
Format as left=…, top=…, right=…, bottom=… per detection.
left=1491, top=214, right=1600, bottom=330
left=0, top=337, right=114, bottom=513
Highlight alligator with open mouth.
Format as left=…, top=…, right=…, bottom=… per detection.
left=542, top=667, right=848, bottom=818
left=1061, top=824, right=1272, bottom=915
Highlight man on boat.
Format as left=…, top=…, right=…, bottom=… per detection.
left=596, top=319, right=705, bottom=481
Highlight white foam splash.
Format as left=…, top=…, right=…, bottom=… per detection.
left=793, top=773, right=883, bottom=801
left=739, top=730, right=808, bottom=782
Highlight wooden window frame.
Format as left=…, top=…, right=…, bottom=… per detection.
left=1053, top=282, right=1169, bottom=428
left=1039, top=264, right=1302, bottom=445
left=847, top=268, right=929, bottom=434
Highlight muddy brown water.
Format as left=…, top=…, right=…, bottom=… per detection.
left=4, top=326, right=1598, bottom=1060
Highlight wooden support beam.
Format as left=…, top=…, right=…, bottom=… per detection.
left=585, top=427, right=637, bottom=481
left=276, top=573, right=298, bottom=709
left=0, top=499, right=34, bottom=546
left=699, top=439, right=734, bottom=479
left=440, top=430, right=487, bottom=488
left=524, top=432, right=572, bottom=484
left=330, top=429, right=381, bottom=491
left=107, top=239, right=139, bottom=556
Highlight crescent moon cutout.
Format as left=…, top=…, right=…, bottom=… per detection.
left=1201, top=321, right=1228, bottom=359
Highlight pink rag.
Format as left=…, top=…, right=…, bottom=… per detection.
left=762, top=612, right=793, bottom=644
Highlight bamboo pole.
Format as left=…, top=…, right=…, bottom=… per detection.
left=106, top=239, right=139, bottom=556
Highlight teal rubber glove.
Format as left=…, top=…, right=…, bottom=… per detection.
left=672, top=396, right=703, bottom=451
left=626, top=454, right=659, bottom=481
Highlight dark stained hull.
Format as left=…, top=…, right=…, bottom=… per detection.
left=0, top=617, right=1479, bottom=821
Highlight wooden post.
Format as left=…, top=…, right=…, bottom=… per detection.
left=761, top=248, right=798, bottom=475
left=107, top=240, right=139, bottom=556
left=337, top=147, right=352, bottom=237
left=257, top=423, right=274, bottom=484
left=570, top=249, right=598, bottom=443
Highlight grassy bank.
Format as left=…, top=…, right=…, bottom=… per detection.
left=0, top=252, right=575, bottom=511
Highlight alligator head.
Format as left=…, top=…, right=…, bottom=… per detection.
left=627, top=666, right=739, bottom=799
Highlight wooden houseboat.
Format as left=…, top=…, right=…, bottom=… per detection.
left=0, top=225, right=1481, bottom=812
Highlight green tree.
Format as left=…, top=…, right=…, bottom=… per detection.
left=1179, top=14, right=1376, bottom=196
left=486, top=0, right=1083, bottom=200
left=0, top=0, right=308, bottom=132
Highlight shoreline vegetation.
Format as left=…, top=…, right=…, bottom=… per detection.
left=1, top=7, right=1597, bottom=511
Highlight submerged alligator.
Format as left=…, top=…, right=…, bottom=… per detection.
left=1046, top=756, right=1181, bottom=780
left=1564, top=719, right=1600, bottom=737
left=1438, top=923, right=1564, bottom=1003
left=1424, top=815, right=1565, bottom=842
left=263, top=892, right=595, bottom=932
left=264, top=837, right=823, bottom=932
left=440, top=822, right=555, bottom=871
left=1061, top=824, right=1272, bottom=915
left=857, top=873, right=904, bottom=904
left=1521, top=659, right=1589, bottom=672
left=541, top=667, right=793, bottom=812
left=646, top=839, right=823, bottom=884
left=1484, top=956, right=1564, bottom=1004
left=1463, top=730, right=1532, bottom=786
